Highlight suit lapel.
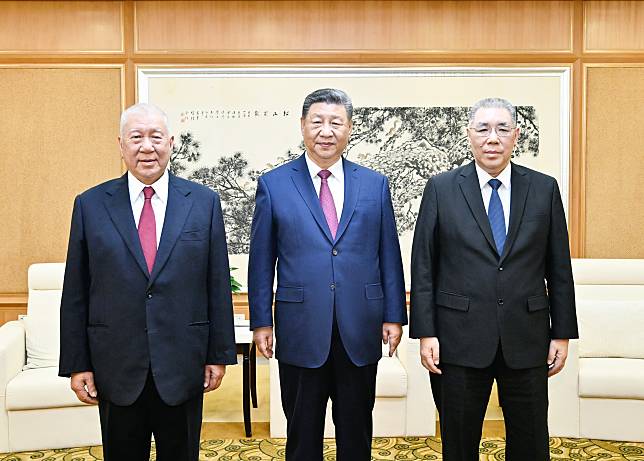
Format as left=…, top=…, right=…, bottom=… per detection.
left=290, top=154, right=334, bottom=244
left=499, top=164, right=530, bottom=263
left=148, top=174, right=193, bottom=287
left=104, top=174, right=149, bottom=278
left=334, top=158, right=360, bottom=243
left=458, top=162, right=497, bottom=254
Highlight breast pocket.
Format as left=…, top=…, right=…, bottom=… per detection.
left=180, top=228, right=209, bottom=241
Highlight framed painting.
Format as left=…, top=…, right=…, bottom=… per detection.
left=138, top=66, right=571, bottom=289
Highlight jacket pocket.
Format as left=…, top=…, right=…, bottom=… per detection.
left=436, top=291, right=470, bottom=312
left=180, top=228, right=209, bottom=241
left=275, top=286, right=304, bottom=303
left=365, top=283, right=384, bottom=300
left=188, top=320, right=210, bottom=326
left=527, top=295, right=549, bottom=312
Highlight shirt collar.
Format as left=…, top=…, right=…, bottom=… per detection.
left=475, top=161, right=512, bottom=191
left=127, top=168, right=169, bottom=204
left=304, top=153, right=344, bottom=181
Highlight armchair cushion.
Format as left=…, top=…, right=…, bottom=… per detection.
left=578, top=299, right=644, bottom=359
left=6, top=367, right=84, bottom=410
left=375, top=356, right=407, bottom=398
left=23, top=263, right=65, bottom=370
left=579, top=358, right=644, bottom=399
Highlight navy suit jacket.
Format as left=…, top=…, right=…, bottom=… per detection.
left=248, top=155, right=407, bottom=368
left=59, top=173, right=237, bottom=406
left=410, top=162, right=578, bottom=369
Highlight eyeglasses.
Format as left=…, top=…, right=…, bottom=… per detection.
left=468, top=126, right=516, bottom=138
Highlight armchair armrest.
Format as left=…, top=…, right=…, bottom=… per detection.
left=0, top=321, right=26, bottom=390
left=548, top=338, right=580, bottom=438
left=399, top=326, right=436, bottom=436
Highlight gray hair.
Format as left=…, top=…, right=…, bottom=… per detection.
left=302, top=88, right=353, bottom=120
left=119, top=103, right=170, bottom=136
left=468, top=97, right=517, bottom=126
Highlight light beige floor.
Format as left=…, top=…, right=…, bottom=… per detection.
left=202, top=355, right=270, bottom=423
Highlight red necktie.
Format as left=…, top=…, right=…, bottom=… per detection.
left=318, top=170, right=338, bottom=239
left=138, top=186, right=157, bottom=273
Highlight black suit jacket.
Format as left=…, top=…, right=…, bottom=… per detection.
left=410, top=161, right=578, bottom=369
left=59, top=173, right=237, bottom=406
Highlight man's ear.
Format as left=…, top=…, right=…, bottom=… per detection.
left=300, top=117, right=306, bottom=135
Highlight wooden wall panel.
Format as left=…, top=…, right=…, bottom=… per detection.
left=0, top=67, right=123, bottom=293
left=585, top=1, right=644, bottom=52
left=585, top=66, right=644, bottom=257
left=135, top=1, right=572, bottom=53
left=0, top=1, right=123, bottom=53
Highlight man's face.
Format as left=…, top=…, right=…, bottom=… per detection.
left=118, top=111, right=174, bottom=185
left=467, top=107, right=519, bottom=177
left=301, top=103, right=352, bottom=168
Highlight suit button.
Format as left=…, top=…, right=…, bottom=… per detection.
left=147, top=292, right=152, bottom=299
left=498, top=299, right=504, bottom=305
left=499, top=267, right=504, bottom=271
left=332, top=249, right=338, bottom=256
left=330, top=283, right=336, bottom=290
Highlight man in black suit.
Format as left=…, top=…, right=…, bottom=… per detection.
left=410, top=98, right=578, bottom=460
left=59, top=103, right=237, bottom=461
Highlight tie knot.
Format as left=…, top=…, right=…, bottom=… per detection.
left=488, top=178, right=502, bottom=191
left=318, top=170, right=332, bottom=181
left=143, top=186, right=155, bottom=200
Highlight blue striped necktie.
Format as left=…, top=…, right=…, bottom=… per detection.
left=487, top=178, right=506, bottom=255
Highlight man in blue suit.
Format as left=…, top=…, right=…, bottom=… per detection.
left=59, top=103, right=237, bottom=461
left=249, top=88, right=407, bottom=461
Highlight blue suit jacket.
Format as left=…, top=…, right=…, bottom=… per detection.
left=248, top=155, right=407, bottom=368
left=59, top=173, right=237, bottom=406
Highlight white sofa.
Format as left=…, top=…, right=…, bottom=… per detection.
left=549, top=258, right=644, bottom=442
left=0, top=263, right=101, bottom=453
left=269, top=325, right=436, bottom=437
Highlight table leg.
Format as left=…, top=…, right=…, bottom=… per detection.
left=250, top=342, right=258, bottom=408
left=242, top=344, right=252, bottom=437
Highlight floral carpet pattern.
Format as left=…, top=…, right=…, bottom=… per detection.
left=2, top=437, right=644, bottom=460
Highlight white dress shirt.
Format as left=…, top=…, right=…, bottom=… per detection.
left=476, top=162, right=511, bottom=232
left=304, top=153, right=344, bottom=219
left=128, top=169, right=169, bottom=248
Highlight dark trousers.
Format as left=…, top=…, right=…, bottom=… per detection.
left=278, top=322, right=378, bottom=461
left=431, top=344, right=550, bottom=461
left=98, top=370, right=203, bottom=461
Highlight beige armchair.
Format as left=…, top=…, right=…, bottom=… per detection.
left=0, top=263, right=101, bottom=453
left=548, top=258, right=644, bottom=442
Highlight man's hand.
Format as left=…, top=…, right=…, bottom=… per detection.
left=382, top=322, right=403, bottom=357
left=547, top=339, right=569, bottom=377
left=254, top=326, right=274, bottom=359
left=420, top=337, right=442, bottom=374
left=203, top=364, right=226, bottom=392
left=70, top=371, right=99, bottom=404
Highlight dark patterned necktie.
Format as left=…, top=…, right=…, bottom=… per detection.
left=487, top=178, right=506, bottom=255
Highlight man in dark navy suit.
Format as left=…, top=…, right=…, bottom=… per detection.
left=411, top=98, right=578, bottom=460
left=59, top=103, right=236, bottom=461
left=248, top=88, right=407, bottom=461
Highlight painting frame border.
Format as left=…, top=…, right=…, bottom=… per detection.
left=137, top=65, right=571, bottom=290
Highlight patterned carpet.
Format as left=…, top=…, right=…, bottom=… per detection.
left=2, top=437, right=644, bottom=460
